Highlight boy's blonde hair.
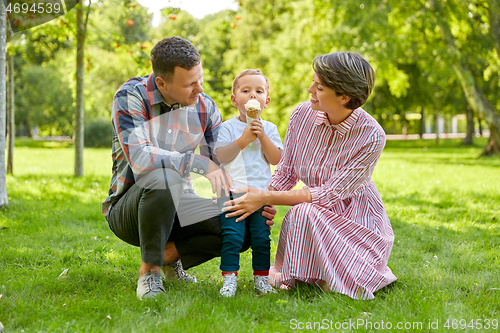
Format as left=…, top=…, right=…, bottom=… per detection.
left=232, top=69, right=270, bottom=95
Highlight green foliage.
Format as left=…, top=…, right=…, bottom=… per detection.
left=1, top=139, right=499, bottom=331
left=196, top=10, right=236, bottom=119
left=84, top=119, right=113, bottom=148
left=87, top=0, right=152, bottom=50
left=15, top=64, right=74, bottom=136
left=154, top=7, right=199, bottom=42
left=9, top=0, right=500, bottom=143
left=10, top=0, right=156, bottom=138
left=15, top=19, right=74, bottom=66
left=84, top=47, right=141, bottom=119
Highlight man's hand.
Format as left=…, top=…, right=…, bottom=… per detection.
left=262, top=205, right=276, bottom=230
left=205, top=160, right=234, bottom=198
left=264, top=186, right=277, bottom=229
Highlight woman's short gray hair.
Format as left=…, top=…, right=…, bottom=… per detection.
left=313, top=52, right=375, bottom=110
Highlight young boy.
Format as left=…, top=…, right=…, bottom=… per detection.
left=214, top=69, right=283, bottom=297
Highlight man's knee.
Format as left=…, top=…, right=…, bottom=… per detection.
left=135, top=168, right=183, bottom=201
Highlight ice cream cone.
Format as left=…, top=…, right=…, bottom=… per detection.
left=246, top=108, right=260, bottom=119
left=244, top=99, right=261, bottom=127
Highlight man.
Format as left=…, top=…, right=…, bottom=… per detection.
left=102, top=36, right=276, bottom=299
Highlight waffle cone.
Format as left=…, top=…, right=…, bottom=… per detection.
left=246, top=109, right=260, bottom=119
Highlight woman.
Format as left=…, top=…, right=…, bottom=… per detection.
left=223, top=51, right=397, bottom=299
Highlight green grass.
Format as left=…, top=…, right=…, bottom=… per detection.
left=1, top=138, right=499, bottom=332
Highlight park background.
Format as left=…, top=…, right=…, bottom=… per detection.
left=0, top=0, right=499, bottom=332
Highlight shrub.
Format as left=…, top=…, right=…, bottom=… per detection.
left=85, top=119, right=113, bottom=148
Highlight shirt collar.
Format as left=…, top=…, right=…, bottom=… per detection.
left=314, top=111, right=329, bottom=126
left=314, top=108, right=360, bottom=137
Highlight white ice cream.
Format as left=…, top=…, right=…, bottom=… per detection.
left=244, top=99, right=261, bottom=111
left=244, top=99, right=261, bottom=127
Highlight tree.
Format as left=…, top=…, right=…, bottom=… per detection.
left=0, top=1, right=8, bottom=207
left=431, top=0, right=500, bottom=155
left=154, top=7, right=199, bottom=42
left=74, top=0, right=91, bottom=176
left=16, top=65, right=74, bottom=135
left=6, top=23, right=14, bottom=174
left=464, top=105, right=475, bottom=145
left=9, top=11, right=75, bottom=138
left=196, top=10, right=236, bottom=118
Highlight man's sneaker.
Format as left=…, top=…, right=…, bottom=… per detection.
left=254, top=275, right=277, bottom=294
left=160, top=259, right=197, bottom=283
left=220, top=273, right=237, bottom=297
left=136, top=270, right=165, bottom=300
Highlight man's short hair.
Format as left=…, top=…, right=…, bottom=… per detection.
left=313, top=52, right=375, bottom=110
left=150, top=37, right=201, bottom=81
left=232, top=69, right=270, bottom=95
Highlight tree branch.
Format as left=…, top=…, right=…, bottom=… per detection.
left=84, top=0, right=92, bottom=32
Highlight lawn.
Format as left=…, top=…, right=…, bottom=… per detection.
left=0, top=138, right=499, bottom=332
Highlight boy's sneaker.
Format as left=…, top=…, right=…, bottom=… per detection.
left=219, top=273, right=237, bottom=297
left=254, top=275, right=277, bottom=294
left=160, top=259, right=197, bottom=283
left=136, top=270, right=165, bottom=300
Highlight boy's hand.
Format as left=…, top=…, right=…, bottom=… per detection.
left=250, top=119, right=266, bottom=139
left=240, top=126, right=257, bottom=145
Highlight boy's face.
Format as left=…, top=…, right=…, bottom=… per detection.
left=231, top=75, right=270, bottom=118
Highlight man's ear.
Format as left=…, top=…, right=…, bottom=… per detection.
left=340, top=95, right=351, bottom=106
left=230, top=94, right=238, bottom=107
left=155, top=76, right=165, bottom=89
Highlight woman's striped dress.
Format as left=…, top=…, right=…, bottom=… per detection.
left=269, top=102, right=397, bottom=300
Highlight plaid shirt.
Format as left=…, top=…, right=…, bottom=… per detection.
left=102, top=73, right=222, bottom=217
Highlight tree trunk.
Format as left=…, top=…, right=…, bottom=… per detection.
left=6, top=28, right=14, bottom=174
left=481, top=124, right=500, bottom=156
left=74, top=0, right=87, bottom=177
left=464, top=105, right=474, bottom=145
left=432, top=0, right=500, bottom=155
left=452, top=64, right=500, bottom=154
left=419, top=107, right=424, bottom=139
left=0, top=1, right=9, bottom=207
left=19, top=119, right=33, bottom=137
left=434, top=112, right=439, bottom=144
left=477, top=114, right=483, bottom=137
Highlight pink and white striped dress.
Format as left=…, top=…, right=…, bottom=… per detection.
left=269, top=102, right=397, bottom=300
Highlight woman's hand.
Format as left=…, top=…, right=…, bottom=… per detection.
left=222, top=187, right=267, bottom=222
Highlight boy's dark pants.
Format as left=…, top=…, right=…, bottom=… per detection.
left=106, top=168, right=251, bottom=270
left=217, top=192, right=271, bottom=273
